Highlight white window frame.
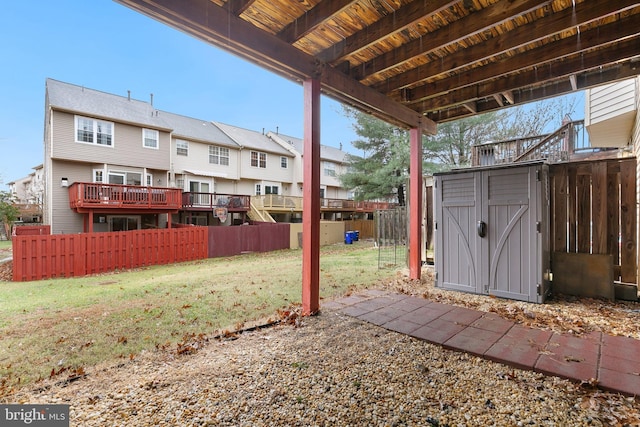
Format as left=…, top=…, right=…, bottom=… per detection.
left=108, top=172, right=126, bottom=185
left=324, top=161, right=336, bottom=177
left=75, top=115, right=114, bottom=147
left=142, top=128, right=159, bottom=149
left=255, top=184, right=261, bottom=195
left=251, top=151, right=267, bottom=168
left=176, top=139, right=189, bottom=156
left=209, top=145, right=230, bottom=165
left=93, top=169, right=104, bottom=183
left=280, top=156, right=288, bottom=168
left=146, top=174, right=153, bottom=186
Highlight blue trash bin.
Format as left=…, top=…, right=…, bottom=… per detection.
left=345, top=231, right=353, bottom=244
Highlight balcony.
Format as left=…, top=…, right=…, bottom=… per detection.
left=68, top=182, right=182, bottom=212
left=471, top=120, right=592, bottom=167
left=181, top=192, right=251, bottom=211
left=253, top=195, right=394, bottom=212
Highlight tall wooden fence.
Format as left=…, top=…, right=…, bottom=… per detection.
left=343, top=219, right=374, bottom=239
left=12, top=228, right=208, bottom=282
left=208, top=223, right=290, bottom=258
left=550, top=158, right=637, bottom=284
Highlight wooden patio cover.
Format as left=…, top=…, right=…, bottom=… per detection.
left=115, top=0, right=640, bottom=313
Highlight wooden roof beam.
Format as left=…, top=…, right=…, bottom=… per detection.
left=493, top=94, right=504, bottom=107
left=502, top=91, right=514, bottom=105
left=317, top=0, right=457, bottom=64
left=424, top=61, right=640, bottom=122
left=412, top=39, right=640, bottom=114
left=351, top=0, right=549, bottom=81
left=277, top=0, right=355, bottom=44
left=373, top=0, right=638, bottom=93
left=569, top=74, right=578, bottom=91
left=224, top=0, right=257, bottom=16
left=114, top=0, right=434, bottom=133
left=404, top=16, right=640, bottom=106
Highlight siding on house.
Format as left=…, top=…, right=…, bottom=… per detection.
left=270, top=132, right=350, bottom=199
left=586, top=78, right=638, bottom=148
left=42, top=79, right=355, bottom=232
left=51, top=110, right=170, bottom=170
left=50, top=160, right=90, bottom=234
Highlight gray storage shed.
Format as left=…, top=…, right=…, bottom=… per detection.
left=434, top=162, right=551, bottom=303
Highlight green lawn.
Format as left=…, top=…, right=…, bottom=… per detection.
left=0, top=241, right=399, bottom=394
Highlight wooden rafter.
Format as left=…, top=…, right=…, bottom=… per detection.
left=374, top=0, right=638, bottom=94
left=117, top=0, right=434, bottom=133
left=115, top=0, right=640, bottom=123
left=351, top=0, right=548, bottom=81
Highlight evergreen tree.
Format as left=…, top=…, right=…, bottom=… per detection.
left=340, top=108, right=410, bottom=203
left=340, top=95, right=578, bottom=194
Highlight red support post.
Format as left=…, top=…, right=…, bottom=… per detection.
left=409, top=127, right=422, bottom=280
left=302, top=78, right=321, bottom=315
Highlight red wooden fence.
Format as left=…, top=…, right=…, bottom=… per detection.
left=12, top=228, right=208, bottom=282
left=208, top=223, right=290, bottom=258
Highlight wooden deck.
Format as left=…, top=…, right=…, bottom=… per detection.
left=68, top=182, right=181, bottom=212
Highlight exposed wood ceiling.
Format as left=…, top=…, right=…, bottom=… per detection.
left=116, top=0, right=640, bottom=134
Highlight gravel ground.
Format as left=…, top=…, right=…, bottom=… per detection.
left=10, top=312, right=640, bottom=426
left=9, top=268, right=640, bottom=426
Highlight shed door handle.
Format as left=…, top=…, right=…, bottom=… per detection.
left=477, top=221, right=487, bottom=238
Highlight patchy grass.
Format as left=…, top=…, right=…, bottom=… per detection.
left=0, top=241, right=398, bottom=392
left=0, top=240, right=11, bottom=256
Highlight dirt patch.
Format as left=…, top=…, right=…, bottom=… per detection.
left=0, top=260, right=12, bottom=281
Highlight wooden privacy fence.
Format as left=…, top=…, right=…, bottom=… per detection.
left=343, top=219, right=374, bottom=239
left=208, top=223, right=290, bottom=258
left=550, top=158, right=637, bottom=284
left=12, top=228, right=208, bottom=282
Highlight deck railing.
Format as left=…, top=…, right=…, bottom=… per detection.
left=252, top=195, right=394, bottom=211
left=68, top=182, right=182, bottom=210
left=181, top=192, right=251, bottom=211
left=471, top=120, right=589, bottom=166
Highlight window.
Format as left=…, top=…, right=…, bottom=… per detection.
left=280, top=156, right=288, bottom=168
left=143, top=129, right=159, bottom=149
left=146, top=174, right=153, bottom=186
left=176, top=178, right=185, bottom=189
left=251, top=151, right=267, bottom=168
left=209, top=146, right=230, bottom=165
left=93, top=170, right=104, bottom=183
left=265, top=186, right=279, bottom=195
left=324, top=162, right=336, bottom=177
left=76, top=116, right=113, bottom=146
left=108, top=172, right=141, bottom=186
left=255, top=184, right=261, bottom=195
left=176, top=140, right=189, bottom=156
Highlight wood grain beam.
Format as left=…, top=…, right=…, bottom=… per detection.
left=406, top=16, right=640, bottom=107
left=351, top=0, right=549, bottom=81
left=424, top=61, right=640, bottom=122
left=225, top=0, right=256, bottom=16
left=316, top=0, right=457, bottom=64
left=414, top=40, right=639, bottom=114
left=277, top=0, right=354, bottom=43
left=373, top=0, right=638, bottom=93
left=114, top=0, right=433, bottom=132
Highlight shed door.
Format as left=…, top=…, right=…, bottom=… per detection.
left=435, top=172, right=482, bottom=294
left=481, top=167, right=541, bottom=302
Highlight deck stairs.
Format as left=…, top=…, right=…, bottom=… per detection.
left=248, top=202, right=276, bottom=223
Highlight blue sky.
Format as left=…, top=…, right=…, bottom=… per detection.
left=0, top=0, right=362, bottom=183
left=0, top=1, right=584, bottom=184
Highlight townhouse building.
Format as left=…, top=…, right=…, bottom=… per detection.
left=42, top=78, right=362, bottom=234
